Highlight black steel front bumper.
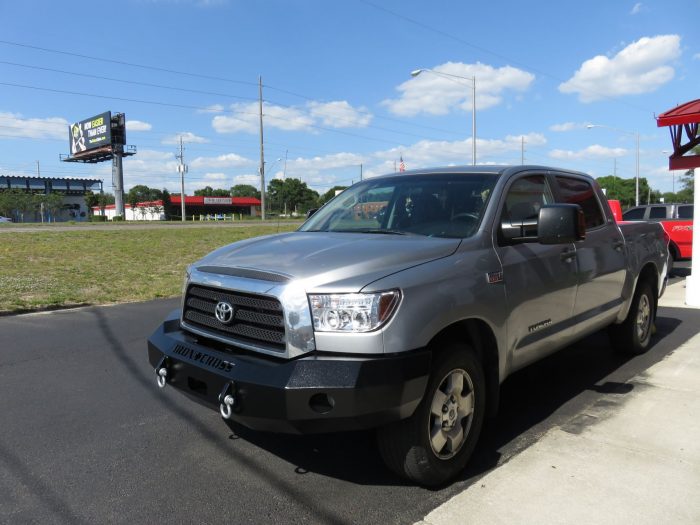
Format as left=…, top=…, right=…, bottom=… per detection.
left=147, top=310, right=431, bottom=434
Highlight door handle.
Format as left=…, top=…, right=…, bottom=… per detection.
left=560, top=248, right=576, bottom=262
left=613, top=240, right=624, bottom=251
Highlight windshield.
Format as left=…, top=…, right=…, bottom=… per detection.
left=300, top=173, right=497, bottom=238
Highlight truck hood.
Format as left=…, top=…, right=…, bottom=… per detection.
left=194, top=231, right=461, bottom=291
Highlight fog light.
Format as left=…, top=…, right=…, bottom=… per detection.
left=309, top=393, right=335, bottom=414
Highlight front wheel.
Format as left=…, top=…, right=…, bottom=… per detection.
left=377, top=342, right=485, bottom=486
left=608, top=280, right=655, bottom=355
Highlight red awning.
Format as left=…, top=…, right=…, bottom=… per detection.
left=656, top=98, right=700, bottom=170
left=656, top=99, right=700, bottom=127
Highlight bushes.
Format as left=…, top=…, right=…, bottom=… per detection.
left=90, top=215, right=107, bottom=222
left=112, top=215, right=124, bottom=222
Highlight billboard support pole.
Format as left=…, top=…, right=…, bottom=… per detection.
left=112, top=144, right=125, bottom=218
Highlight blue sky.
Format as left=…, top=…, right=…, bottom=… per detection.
left=0, top=0, right=698, bottom=195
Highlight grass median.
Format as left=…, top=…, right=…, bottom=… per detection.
left=0, top=224, right=298, bottom=313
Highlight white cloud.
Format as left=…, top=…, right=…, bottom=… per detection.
left=382, top=62, right=534, bottom=117
left=190, top=152, right=252, bottom=169
left=161, top=131, right=209, bottom=145
left=0, top=112, right=68, bottom=140
left=549, top=144, right=628, bottom=160
left=694, top=53, right=700, bottom=61
left=212, top=100, right=371, bottom=134
left=559, top=35, right=681, bottom=102
left=202, top=172, right=228, bottom=182
left=307, top=101, right=373, bottom=128
left=197, top=104, right=225, bottom=114
left=232, top=173, right=260, bottom=187
left=630, top=2, right=644, bottom=14
left=212, top=102, right=313, bottom=134
left=550, top=122, right=589, bottom=132
left=126, top=120, right=152, bottom=132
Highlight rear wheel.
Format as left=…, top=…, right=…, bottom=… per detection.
left=377, top=342, right=485, bottom=486
left=608, top=280, right=655, bottom=354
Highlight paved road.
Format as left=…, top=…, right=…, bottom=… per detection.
left=1, top=299, right=699, bottom=524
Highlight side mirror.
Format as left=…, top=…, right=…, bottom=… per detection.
left=537, top=204, right=586, bottom=244
left=306, top=208, right=318, bottom=219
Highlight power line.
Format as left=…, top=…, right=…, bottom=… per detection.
left=0, top=39, right=258, bottom=87
left=0, top=61, right=258, bottom=102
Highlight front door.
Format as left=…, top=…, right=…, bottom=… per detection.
left=493, top=173, right=578, bottom=370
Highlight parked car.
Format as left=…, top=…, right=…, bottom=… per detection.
left=0, top=216, right=13, bottom=223
left=622, top=203, right=693, bottom=268
left=148, top=166, right=668, bottom=486
left=622, top=203, right=693, bottom=220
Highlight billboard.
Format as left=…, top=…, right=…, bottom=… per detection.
left=69, top=112, right=111, bottom=155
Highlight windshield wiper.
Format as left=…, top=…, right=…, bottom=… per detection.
left=331, top=228, right=412, bottom=235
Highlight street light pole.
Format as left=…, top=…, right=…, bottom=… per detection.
left=411, top=68, right=476, bottom=165
left=587, top=124, right=640, bottom=206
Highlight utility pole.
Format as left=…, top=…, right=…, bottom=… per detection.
left=521, top=137, right=525, bottom=164
left=36, top=160, right=41, bottom=178
left=360, top=163, right=363, bottom=181
left=259, top=76, right=266, bottom=221
left=176, top=136, right=188, bottom=221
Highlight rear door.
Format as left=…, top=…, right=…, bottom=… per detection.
left=552, top=175, right=627, bottom=335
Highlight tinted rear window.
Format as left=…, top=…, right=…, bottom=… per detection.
left=555, top=176, right=605, bottom=229
left=649, top=206, right=667, bottom=219
left=623, top=208, right=645, bottom=220
left=678, top=205, right=694, bottom=219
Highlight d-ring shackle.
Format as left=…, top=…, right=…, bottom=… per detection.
left=219, top=382, right=236, bottom=419
left=155, top=356, right=169, bottom=389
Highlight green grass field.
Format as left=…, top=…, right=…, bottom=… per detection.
left=0, top=224, right=298, bottom=313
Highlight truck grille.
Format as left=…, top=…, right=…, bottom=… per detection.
left=183, top=284, right=286, bottom=352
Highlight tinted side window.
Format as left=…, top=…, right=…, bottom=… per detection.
left=649, top=206, right=667, bottom=219
left=502, top=175, right=553, bottom=222
left=555, top=176, right=605, bottom=229
left=678, top=205, right=694, bottom=219
left=623, top=208, right=645, bottom=220
left=499, top=175, right=553, bottom=243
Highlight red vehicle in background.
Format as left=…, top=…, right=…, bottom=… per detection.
left=618, top=203, right=693, bottom=271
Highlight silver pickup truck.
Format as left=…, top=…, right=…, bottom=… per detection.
left=148, top=165, right=668, bottom=486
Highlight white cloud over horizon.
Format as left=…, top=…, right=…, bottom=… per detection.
left=549, top=144, right=628, bottom=160
left=126, top=120, right=152, bottom=132
left=0, top=112, right=68, bottom=140
left=550, top=122, right=589, bottom=132
left=559, top=35, right=681, bottom=102
left=212, top=100, right=372, bottom=134
left=161, top=131, right=209, bottom=145
left=382, top=62, right=534, bottom=117
left=190, top=152, right=253, bottom=169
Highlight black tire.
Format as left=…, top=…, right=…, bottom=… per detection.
left=377, top=342, right=485, bottom=487
left=608, top=280, right=655, bottom=355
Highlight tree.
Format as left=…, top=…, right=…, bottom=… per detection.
left=126, top=185, right=164, bottom=219
left=267, top=178, right=319, bottom=214
left=231, top=184, right=260, bottom=199
left=0, top=190, right=33, bottom=222
left=595, top=176, right=652, bottom=208
left=97, top=192, right=114, bottom=216
left=318, top=186, right=348, bottom=206
left=194, top=186, right=230, bottom=197
left=84, top=190, right=99, bottom=217
left=161, top=188, right=172, bottom=220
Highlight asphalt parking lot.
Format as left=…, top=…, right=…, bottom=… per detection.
left=1, top=291, right=698, bottom=524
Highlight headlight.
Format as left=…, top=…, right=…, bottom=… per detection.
left=308, top=290, right=401, bottom=333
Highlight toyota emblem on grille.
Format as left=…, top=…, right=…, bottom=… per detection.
left=214, top=301, right=235, bottom=324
